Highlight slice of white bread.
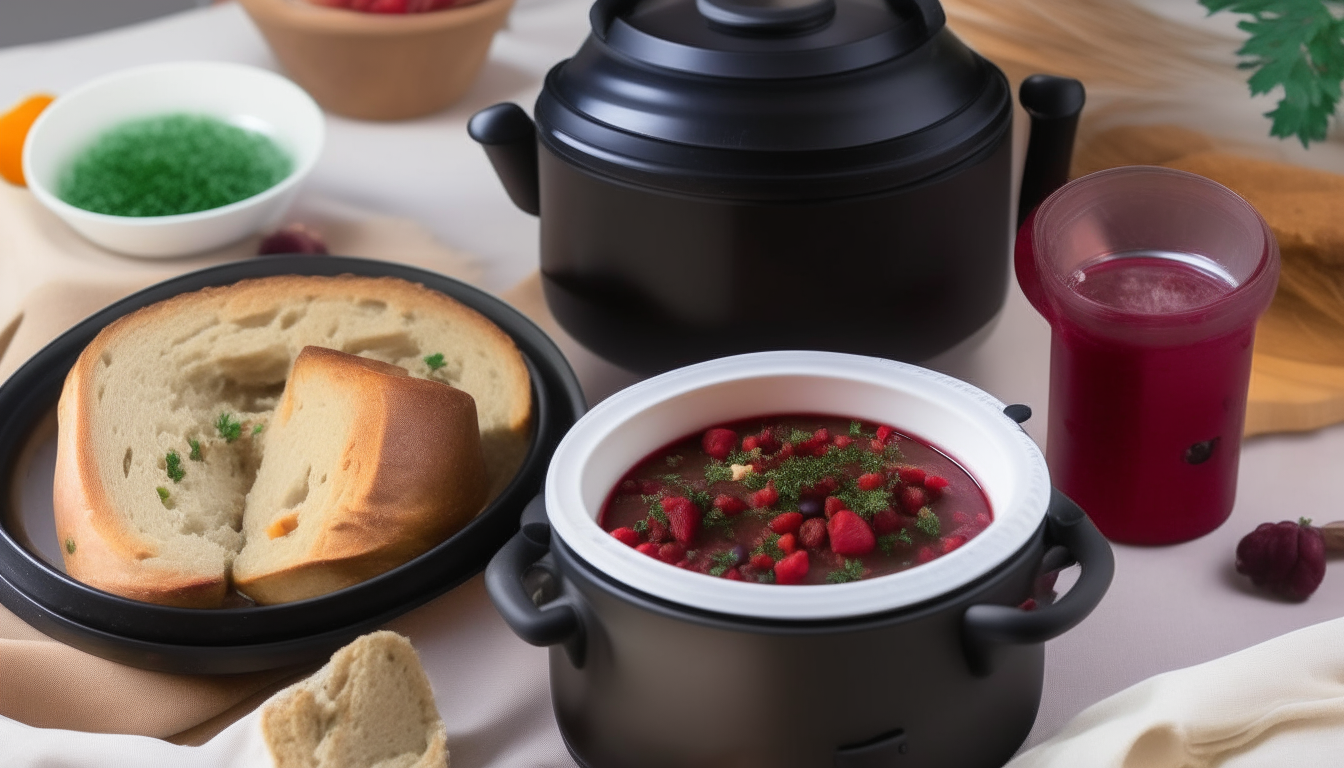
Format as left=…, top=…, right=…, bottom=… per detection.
left=262, top=631, right=448, bottom=768
left=232, top=347, right=487, bottom=605
left=53, top=275, right=531, bottom=607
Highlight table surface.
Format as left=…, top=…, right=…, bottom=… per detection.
left=3, top=1, right=1344, bottom=763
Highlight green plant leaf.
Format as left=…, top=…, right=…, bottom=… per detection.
left=1202, top=0, right=1344, bottom=146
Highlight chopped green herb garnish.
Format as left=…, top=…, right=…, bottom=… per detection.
left=826, top=558, right=866, bottom=584
left=758, top=570, right=776, bottom=584
left=703, top=508, right=734, bottom=533
left=704, top=460, right=733, bottom=485
left=632, top=519, right=648, bottom=533
left=834, top=488, right=891, bottom=520
left=165, top=450, right=185, bottom=483
left=658, top=475, right=712, bottom=511
left=188, top=439, right=202, bottom=461
left=849, top=420, right=862, bottom=438
left=644, top=496, right=670, bottom=526
left=709, top=550, right=739, bottom=577
left=725, top=448, right=758, bottom=466
left=916, top=507, right=941, bottom=538
left=751, top=533, right=785, bottom=561
left=877, top=529, right=914, bottom=554
left=252, top=423, right=265, bottom=435
left=65, top=537, right=76, bottom=555
left=156, top=486, right=171, bottom=507
left=215, top=412, right=242, bottom=443
left=424, top=352, right=446, bottom=371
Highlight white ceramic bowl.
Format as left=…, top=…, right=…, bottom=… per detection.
left=545, top=350, right=1052, bottom=621
left=23, top=61, right=325, bottom=258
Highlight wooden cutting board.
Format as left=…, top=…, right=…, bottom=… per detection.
left=1073, top=125, right=1344, bottom=437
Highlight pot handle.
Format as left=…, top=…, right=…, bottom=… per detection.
left=485, top=495, right=586, bottom=666
left=962, top=488, right=1113, bottom=677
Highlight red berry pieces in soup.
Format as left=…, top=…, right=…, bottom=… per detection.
left=599, top=415, right=993, bottom=585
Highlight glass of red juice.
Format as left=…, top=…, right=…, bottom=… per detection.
left=1015, top=166, right=1279, bottom=544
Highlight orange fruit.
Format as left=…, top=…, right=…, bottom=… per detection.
left=0, top=93, right=56, bottom=187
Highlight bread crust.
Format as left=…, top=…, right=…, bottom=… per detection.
left=53, top=275, right=530, bottom=607
left=231, top=347, right=489, bottom=605
left=55, top=317, right=231, bottom=607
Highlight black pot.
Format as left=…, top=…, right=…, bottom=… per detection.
left=469, top=0, right=1085, bottom=373
left=486, top=352, right=1112, bottom=767
left=0, top=256, right=586, bottom=673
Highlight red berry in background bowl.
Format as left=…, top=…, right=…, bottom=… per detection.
left=1234, top=518, right=1327, bottom=601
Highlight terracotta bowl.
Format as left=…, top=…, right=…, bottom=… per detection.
left=238, top=0, right=516, bottom=121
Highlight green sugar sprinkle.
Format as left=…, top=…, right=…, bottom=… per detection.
left=57, top=113, right=292, bottom=217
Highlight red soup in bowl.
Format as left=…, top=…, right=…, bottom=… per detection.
left=599, top=415, right=991, bottom=585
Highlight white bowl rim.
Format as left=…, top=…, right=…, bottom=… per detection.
left=545, top=351, right=1053, bottom=621
left=22, top=60, right=324, bottom=227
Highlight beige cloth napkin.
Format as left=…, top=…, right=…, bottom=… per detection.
left=1006, top=615, right=1344, bottom=768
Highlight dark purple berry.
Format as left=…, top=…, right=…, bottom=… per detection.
left=1235, top=519, right=1326, bottom=601
left=729, top=544, right=747, bottom=566
left=798, top=497, right=823, bottom=518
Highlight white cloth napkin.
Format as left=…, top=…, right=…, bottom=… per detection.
left=1, top=709, right=272, bottom=768
left=1007, top=615, right=1344, bottom=768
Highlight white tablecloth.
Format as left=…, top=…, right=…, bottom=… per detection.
left=4, top=2, right=1344, bottom=764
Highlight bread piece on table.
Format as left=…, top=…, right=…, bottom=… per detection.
left=262, top=631, right=448, bottom=768
left=233, top=347, right=486, bottom=605
left=53, top=275, right=531, bottom=607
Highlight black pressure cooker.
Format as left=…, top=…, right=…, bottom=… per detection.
left=471, top=0, right=1084, bottom=373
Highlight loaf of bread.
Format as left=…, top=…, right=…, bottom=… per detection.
left=53, top=275, right=531, bottom=607
left=262, top=631, right=448, bottom=768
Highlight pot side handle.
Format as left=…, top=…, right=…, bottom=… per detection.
left=961, top=489, right=1114, bottom=677
left=1016, top=75, right=1085, bottom=229
left=467, top=103, right=541, bottom=216
left=485, top=495, right=585, bottom=664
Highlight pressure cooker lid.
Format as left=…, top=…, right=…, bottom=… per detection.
left=538, top=0, right=1009, bottom=192
left=599, top=0, right=943, bottom=79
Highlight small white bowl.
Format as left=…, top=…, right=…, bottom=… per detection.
left=23, top=61, right=325, bottom=258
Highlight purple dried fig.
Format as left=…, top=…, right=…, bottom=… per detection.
left=1235, top=518, right=1325, bottom=601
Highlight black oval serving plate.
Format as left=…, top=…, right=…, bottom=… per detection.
left=0, top=256, right=585, bottom=674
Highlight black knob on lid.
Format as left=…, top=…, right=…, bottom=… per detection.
left=695, top=0, right=836, bottom=32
